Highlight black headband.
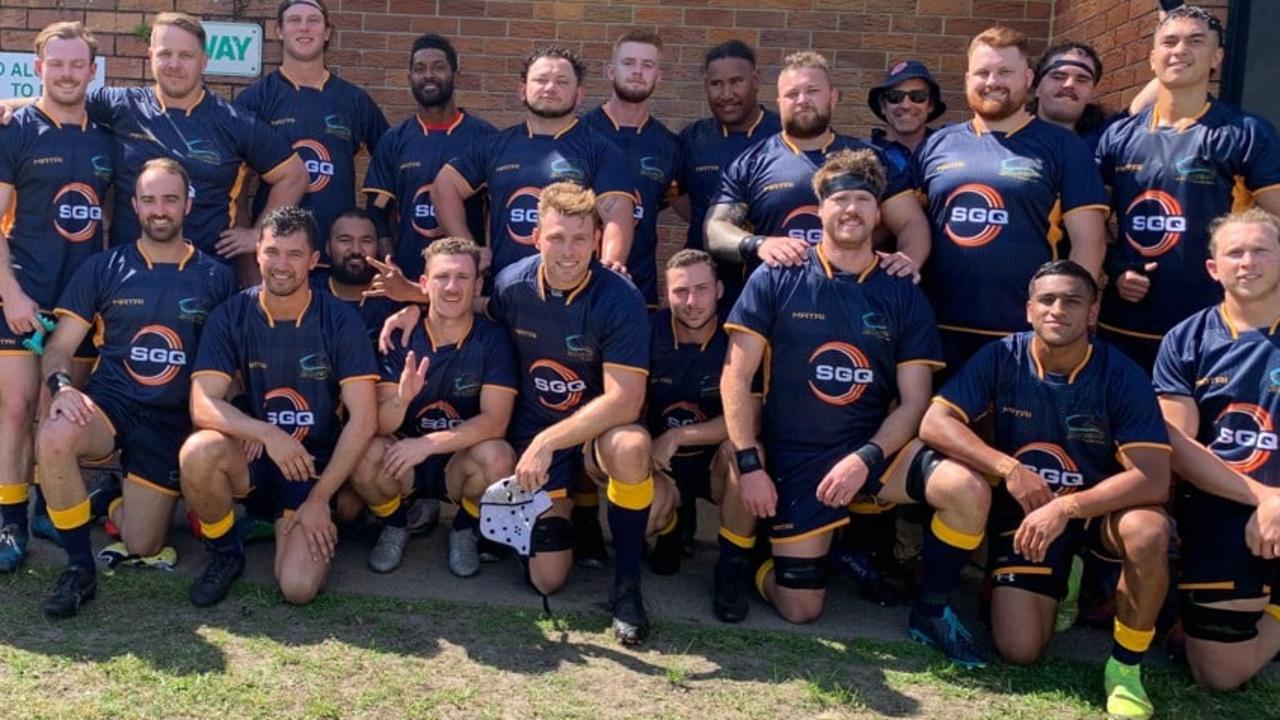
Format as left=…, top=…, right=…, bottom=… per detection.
left=1037, top=58, right=1097, bottom=85
left=818, top=174, right=881, bottom=201
left=281, top=0, right=328, bottom=19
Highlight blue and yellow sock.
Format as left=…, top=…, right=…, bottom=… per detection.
left=371, top=495, right=407, bottom=529
left=49, top=498, right=92, bottom=569
left=915, top=514, right=983, bottom=617
left=200, top=510, right=242, bottom=556
left=453, top=497, right=480, bottom=531
left=0, top=483, right=29, bottom=536
left=718, top=526, right=755, bottom=561
left=606, top=476, right=653, bottom=580
left=1111, top=619, right=1154, bottom=666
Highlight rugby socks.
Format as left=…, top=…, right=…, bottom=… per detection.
left=606, top=475, right=653, bottom=580
left=915, top=514, right=983, bottom=617
left=370, top=495, right=407, bottom=529
left=718, top=526, right=756, bottom=562
left=1265, top=604, right=1280, bottom=625
left=48, top=498, right=93, bottom=569
left=200, top=510, right=242, bottom=556
left=1111, top=619, right=1155, bottom=666
left=0, top=483, right=29, bottom=536
left=453, top=497, right=481, bottom=531
left=656, top=514, right=678, bottom=538
left=571, top=490, right=600, bottom=527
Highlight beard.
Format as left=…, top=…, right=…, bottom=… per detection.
left=141, top=216, right=182, bottom=243
left=613, top=76, right=654, bottom=104
left=413, top=77, right=454, bottom=109
left=968, top=86, right=1027, bottom=122
left=782, top=106, right=831, bottom=139
left=330, top=255, right=374, bottom=285
left=523, top=97, right=576, bottom=120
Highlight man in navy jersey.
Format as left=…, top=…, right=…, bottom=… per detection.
left=430, top=46, right=635, bottom=278
left=719, top=150, right=988, bottom=654
left=0, top=22, right=113, bottom=572
left=35, top=159, right=238, bottom=617
left=235, top=0, right=388, bottom=257
left=705, top=51, right=929, bottom=309
left=362, top=34, right=496, bottom=282
left=180, top=206, right=378, bottom=608
left=311, top=209, right=399, bottom=348
left=923, top=261, right=1171, bottom=717
left=1154, top=209, right=1280, bottom=692
left=914, top=26, right=1108, bottom=372
left=676, top=40, right=780, bottom=258
left=583, top=30, right=680, bottom=307
left=866, top=60, right=947, bottom=177
left=1097, top=6, right=1280, bottom=370
left=352, top=238, right=517, bottom=576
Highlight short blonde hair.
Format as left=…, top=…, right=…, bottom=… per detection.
left=537, top=182, right=597, bottom=225
left=34, top=21, right=98, bottom=61
left=1208, top=207, right=1280, bottom=256
left=811, top=149, right=886, bottom=201
left=423, top=236, right=482, bottom=274
left=613, top=29, right=662, bottom=57
left=780, top=50, right=831, bottom=82
left=968, top=25, right=1029, bottom=60
left=153, top=12, right=206, bottom=48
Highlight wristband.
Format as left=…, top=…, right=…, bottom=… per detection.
left=46, top=371, right=73, bottom=395
left=739, top=234, right=765, bottom=261
left=734, top=447, right=763, bottom=475
left=994, top=455, right=1019, bottom=479
left=853, top=442, right=886, bottom=477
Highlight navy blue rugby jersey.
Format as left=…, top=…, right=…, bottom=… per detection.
left=192, top=287, right=379, bottom=457
left=646, top=308, right=728, bottom=452
left=583, top=105, right=680, bottom=305
left=445, top=118, right=633, bottom=276
left=936, top=332, right=1168, bottom=496
left=1097, top=100, right=1280, bottom=340
left=913, top=116, right=1108, bottom=335
left=54, top=241, right=237, bottom=409
left=677, top=107, right=780, bottom=251
left=714, top=132, right=912, bottom=247
left=308, top=270, right=399, bottom=349
left=869, top=126, right=934, bottom=179
left=725, top=245, right=942, bottom=460
left=488, top=254, right=649, bottom=440
left=86, top=86, right=296, bottom=257
left=0, top=104, right=113, bottom=309
left=378, top=313, right=517, bottom=438
left=361, top=111, right=495, bottom=280
left=235, top=69, right=389, bottom=254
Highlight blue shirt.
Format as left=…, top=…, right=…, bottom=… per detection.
left=489, top=255, right=649, bottom=442
left=1097, top=100, right=1280, bottom=339
left=193, top=287, right=379, bottom=457
left=583, top=105, right=680, bottom=305
left=378, top=314, right=518, bottom=438
left=446, top=118, right=633, bottom=276
left=646, top=309, right=728, bottom=451
left=87, top=86, right=296, bottom=257
left=309, top=271, right=400, bottom=350
left=362, top=111, right=495, bottom=280
left=726, top=246, right=942, bottom=465
left=869, top=126, right=933, bottom=178
left=0, top=105, right=113, bottom=308
left=55, top=242, right=237, bottom=409
left=913, top=116, right=1109, bottom=335
left=235, top=70, right=388, bottom=255
left=676, top=108, right=780, bottom=251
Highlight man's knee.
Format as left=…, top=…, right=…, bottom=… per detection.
left=772, top=555, right=827, bottom=623
left=928, top=462, right=990, bottom=517
left=993, top=628, right=1046, bottom=665
left=35, top=417, right=85, bottom=466
left=1116, top=509, right=1170, bottom=562
left=528, top=552, right=570, bottom=596
left=471, top=439, right=515, bottom=481
left=278, top=572, right=323, bottom=605
left=179, top=430, right=236, bottom=476
left=119, top=521, right=166, bottom=558
left=0, top=384, right=36, bottom=427
left=600, top=425, right=652, bottom=477
left=351, top=438, right=389, bottom=489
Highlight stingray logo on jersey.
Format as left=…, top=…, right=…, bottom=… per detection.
left=125, top=325, right=187, bottom=386
left=90, top=155, right=112, bottom=182
left=1014, top=442, right=1085, bottom=493
left=662, top=401, right=707, bottom=430
left=506, top=187, right=542, bottom=245
left=294, top=139, right=335, bottom=193
left=416, top=400, right=464, bottom=432
left=1212, top=403, right=1277, bottom=474
left=529, top=359, right=587, bottom=412
left=1174, top=155, right=1216, bottom=185
left=409, top=184, right=445, bottom=239
left=944, top=183, right=1008, bottom=248
left=808, top=342, right=874, bottom=406
left=264, top=388, right=316, bottom=441
left=782, top=205, right=822, bottom=244
left=183, top=138, right=221, bottom=165
left=323, top=114, right=353, bottom=141
left=52, top=183, right=103, bottom=243
left=1124, top=190, right=1185, bottom=257
left=549, top=158, right=585, bottom=184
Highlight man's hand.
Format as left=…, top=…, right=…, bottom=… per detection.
left=1246, top=493, right=1280, bottom=559
left=382, top=436, right=435, bottom=480
left=49, top=387, right=97, bottom=427
left=262, top=426, right=316, bottom=482
left=0, top=105, right=15, bottom=126
left=816, top=451, right=870, bottom=507
left=738, top=469, right=777, bottom=519
left=876, top=250, right=920, bottom=283
left=1115, top=262, right=1158, bottom=303
left=398, top=349, right=429, bottom=403
left=602, top=259, right=630, bottom=278
left=514, top=438, right=553, bottom=492
left=1013, top=498, right=1071, bottom=562
left=1006, top=464, right=1054, bottom=514
left=756, top=236, right=809, bottom=268
left=283, top=496, right=337, bottom=563
left=650, top=429, right=682, bottom=472
left=378, top=304, right=422, bottom=354
left=214, top=228, right=259, bottom=259
left=0, top=287, right=40, bottom=336
left=242, top=439, right=265, bottom=463
left=364, top=255, right=423, bottom=303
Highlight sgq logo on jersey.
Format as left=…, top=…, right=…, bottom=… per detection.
left=808, top=341, right=874, bottom=406
left=125, top=325, right=187, bottom=386
left=1125, top=190, right=1184, bottom=257
left=1213, top=402, right=1276, bottom=474
left=782, top=205, right=822, bottom=244
left=416, top=400, right=463, bottom=432
left=294, top=139, right=335, bottom=193
left=1014, top=442, right=1085, bottom=493
left=505, top=187, right=542, bottom=245
left=53, top=183, right=103, bottom=243
left=264, top=388, right=315, bottom=441
left=529, top=359, right=586, bottom=412
left=944, top=183, right=1008, bottom=247
left=410, top=184, right=444, bottom=239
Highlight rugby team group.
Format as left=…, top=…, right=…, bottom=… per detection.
left=1, top=0, right=1278, bottom=716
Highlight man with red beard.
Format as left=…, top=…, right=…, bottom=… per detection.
left=913, top=26, right=1108, bottom=372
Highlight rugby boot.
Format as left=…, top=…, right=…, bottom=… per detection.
left=448, top=528, right=481, bottom=578
left=0, top=523, right=28, bottom=572
left=368, top=524, right=410, bottom=573
left=712, top=553, right=750, bottom=623
left=42, top=565, right=96, bottom=618
left=908, top=605, right=987, bottom=668
left=190, top=548, right=245, bottom=608
left=1104, top=657, right=1154, bottom=720
left=610, top=574, right=650, bottom=645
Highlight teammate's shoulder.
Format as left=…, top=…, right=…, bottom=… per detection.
left=471, top=312, right=509, bottom=343
left=492, top=253, right=541, bottom=291
left=592, top=263, right=646, bottom=301
left=1166, top=303, right=1231, bottom=343
left=1206, top=100, right=1280, bottom=137
left=189, top=247, right=236, bottom=277
left=458, top=110, right=498, bottom=134
left=649, top=307, right=675, bottom=336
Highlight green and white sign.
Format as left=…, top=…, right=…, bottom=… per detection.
left=203, top=21, right=262, bottom=78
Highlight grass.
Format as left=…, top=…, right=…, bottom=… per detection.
left=1, top=565, right=1277, bottom=719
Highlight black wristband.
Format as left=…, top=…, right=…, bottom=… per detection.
left=46, top=371, right=72, bottom=395
left=739, top=234, right=765, bottom=261
left=853, top=442, right=886, bottom=477
left=734, top=447, right=763, bottom=475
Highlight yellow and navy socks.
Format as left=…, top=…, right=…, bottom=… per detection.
left=370, top=495, right=407, bottom=529
left=1111, top=619, right=1155, bottom=666
left=453, top=496, right=481, bottom=531
left=915, top=514, right=983, bottom=617
left=200, top=510, right=241, bottom=556
left=0, top=483, right=29, bottom=536
left=606, top=476, right=653, bottom=580
left=49, top=498, right=93, bottom=569
left=718, top=526, right=755, bottom=562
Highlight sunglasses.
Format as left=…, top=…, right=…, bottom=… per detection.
left=883, top=89, right=930, bottom=105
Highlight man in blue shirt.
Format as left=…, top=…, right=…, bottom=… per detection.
left=866, top=60, right=947, bottom=177
left=310, top=209, right=399, bottom=349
